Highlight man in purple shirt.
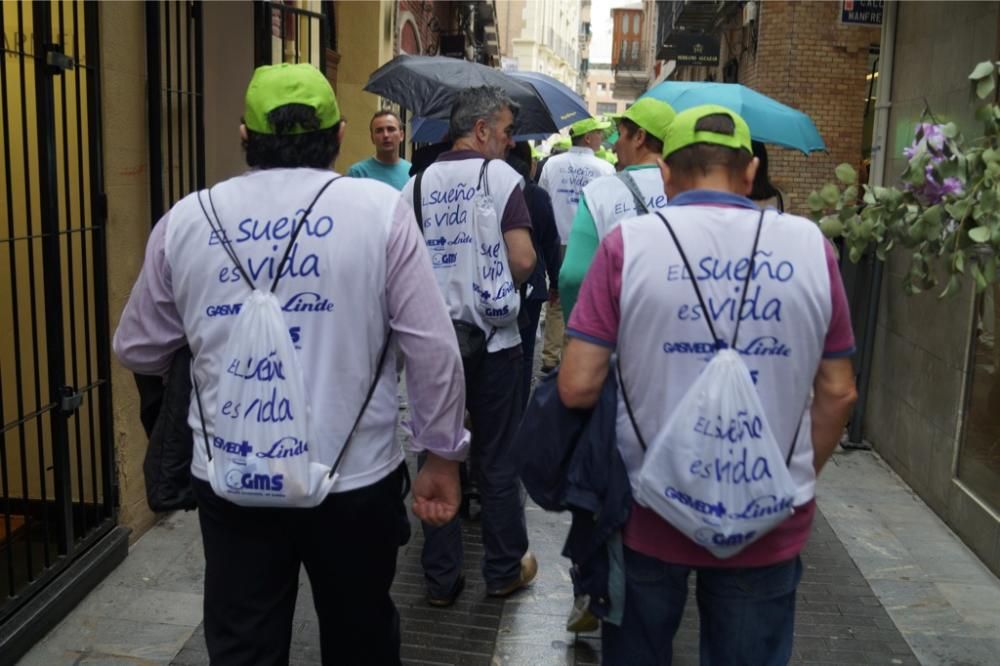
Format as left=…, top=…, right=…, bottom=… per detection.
left=114, top=63, right=467, bottom=665
left=400, top=86, right=538, bottom=607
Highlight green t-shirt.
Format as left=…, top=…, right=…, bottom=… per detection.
left=560, top=164, right=659, bottom=322
left=346, top=156, right=412, bottom=191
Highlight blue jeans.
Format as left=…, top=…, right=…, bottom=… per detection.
left=602, top=547, right=802, bottom=666
left=421, top=347, right=528, bottom=595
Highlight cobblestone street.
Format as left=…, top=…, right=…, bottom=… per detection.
left=18, top=339, right=1000, bottom=666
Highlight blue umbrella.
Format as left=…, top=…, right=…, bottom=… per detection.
left=640, top=81, right=826, bottom=154
left=409, top=116, right=554, bottom=144
left=409, top=70, right=589, bottom=143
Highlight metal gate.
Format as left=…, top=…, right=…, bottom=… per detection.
left=0, top=0, right=115, bottom=626
left=146, top=0, right=205, bottom=223
left=254, top=1, right=329, bottom=72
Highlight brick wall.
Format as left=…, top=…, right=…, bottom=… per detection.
left=713, top=1, right=879, bottom=213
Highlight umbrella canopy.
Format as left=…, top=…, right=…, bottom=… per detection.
left=408, top=71, right=588, bottom=143
left=409, top=116, right=553, bottom=143
left=509, top=71, right=589, bottom=127
left=365, top=55, right=561, bottom=137
left=640, top=81, right=826, bottom=154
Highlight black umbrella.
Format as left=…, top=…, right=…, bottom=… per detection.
left=364, top=55, right=559, bottom=136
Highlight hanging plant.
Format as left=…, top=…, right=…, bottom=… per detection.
left=808, top=61, right=1000, bottom=297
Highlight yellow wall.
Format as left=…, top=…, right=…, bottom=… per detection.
left=99, top=0, right=158, bottom=541
left=203, top=1, right=255, bottom=184
left=334, top=0, right=397, bottom=171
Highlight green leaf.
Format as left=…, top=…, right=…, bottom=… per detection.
left=978, top=76, right=995, bottom=100
left=807, top=191, right=826, bottom=213
left=935, top=158, right=961, bottom=180
left=940, top=122, right=959, bottom=139
left=970, top=61, right=996, bottom=81
left=984, top=148, right=1000, bottom=165
left=820, top=216, right=845, bottom=238
left=922, top=204, right=944, bottom=225
left=863, top=188, right=877, bottom=205
left=981, top=188, right=999, bottom=213
left=947, top=198, right=972, bottom=220
left=835, top=163, right=857, bottom=185
left=953, top=250, right=966, bottom=274
left=969, top=226, right=992, bottom=243
left=820, top=183, right=840, bottom=206
left=972, top=263, right=989, bottom=291
left=842, top=185, right=859, bottom=204
left=939, top=274, right=962, bottom=299
left=849, top=245, right=863, bottom=263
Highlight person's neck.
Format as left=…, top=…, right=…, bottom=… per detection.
left=669, top=173, right=743, bottom=199
left=451, top=137, right=485, bottom=155
left=630, top=150, right=660, bottom=167
left=374, top=152, right=400, bottom=165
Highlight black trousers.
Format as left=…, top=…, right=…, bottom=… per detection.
left=193, top=464, right=408, bottom=666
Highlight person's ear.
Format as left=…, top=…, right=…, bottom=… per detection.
left=239, top=123, right=248, bottom=142
left=658, top=157, right=672, bottom=192
left=337, top=120, right=347, bottom=145
left=742, top=156, right=760, bottom=196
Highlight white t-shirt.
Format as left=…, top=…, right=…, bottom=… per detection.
left=538, top=146, right=615, bottom=243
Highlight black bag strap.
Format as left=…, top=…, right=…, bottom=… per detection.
left=197, top=176, right=342, bottom=293
left=326, top=330, right=394, bottom=478
left=617, top=171, right=648, bottom=215
left=616, top=356, right=646, bottom=452
left=477, top=158, right=491, bottom=196
left=654, top=209, right=765, bottom=350
left=413, top=170, right=425, bottom=232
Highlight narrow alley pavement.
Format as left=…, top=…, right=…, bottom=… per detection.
left=19, top=446, right=1000, bottom=665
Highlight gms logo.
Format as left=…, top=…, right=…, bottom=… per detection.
left=484, top=305, right=509, bottom=318
left=431, top=252, right=458, bottom=268
left=225, top=469, right=285, bottom=492
left=694, top=527, right=757, bottom=547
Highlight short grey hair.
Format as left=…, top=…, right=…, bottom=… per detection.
left=449, top=86, right=520, bottom=141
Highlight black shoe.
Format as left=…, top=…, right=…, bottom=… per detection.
left=427, top=574, right=465, bottom=608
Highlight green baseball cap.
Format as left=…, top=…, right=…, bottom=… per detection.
left=569, top=117, right=612, bottom=137
left=614, top=98, right=676, bottom=143
left=244, top=63, right=340, bottom=134
left=662, top=104, right=752, bottom=158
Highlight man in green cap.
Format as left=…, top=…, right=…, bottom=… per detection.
left=559, top=97, right=676, bottom=321
left=536, top=117, right=615, bottom=371
left=114, top=62, right=468, bottom=665
left=558, top=104, right=857, bottom=663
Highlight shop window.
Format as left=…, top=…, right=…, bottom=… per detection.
left=958, top=290, right=1000, bottom=511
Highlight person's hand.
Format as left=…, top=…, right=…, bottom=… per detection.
left=412, top=454, right=461, bottom=526
left=548, top=287, right=559, bottom=304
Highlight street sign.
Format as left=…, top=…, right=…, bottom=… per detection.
left=659, top=31, right=720, bottom=67
left=841, top=0, right=883, bottom=26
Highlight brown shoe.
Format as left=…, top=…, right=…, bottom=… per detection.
left=487, top=552, right=538, bottom=598
left=427, top=574, right=465, bottom=608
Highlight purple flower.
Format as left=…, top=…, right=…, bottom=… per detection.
left=901, top=123, right=964, bottom=204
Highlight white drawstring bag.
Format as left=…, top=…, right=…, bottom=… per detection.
left=204, top=289, right=335, bottom=506
left=192, top=178, right=388, bottom=508
left=627, top=211, right=797, bottom=558
left=471, top=160, right=520, bottom=328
